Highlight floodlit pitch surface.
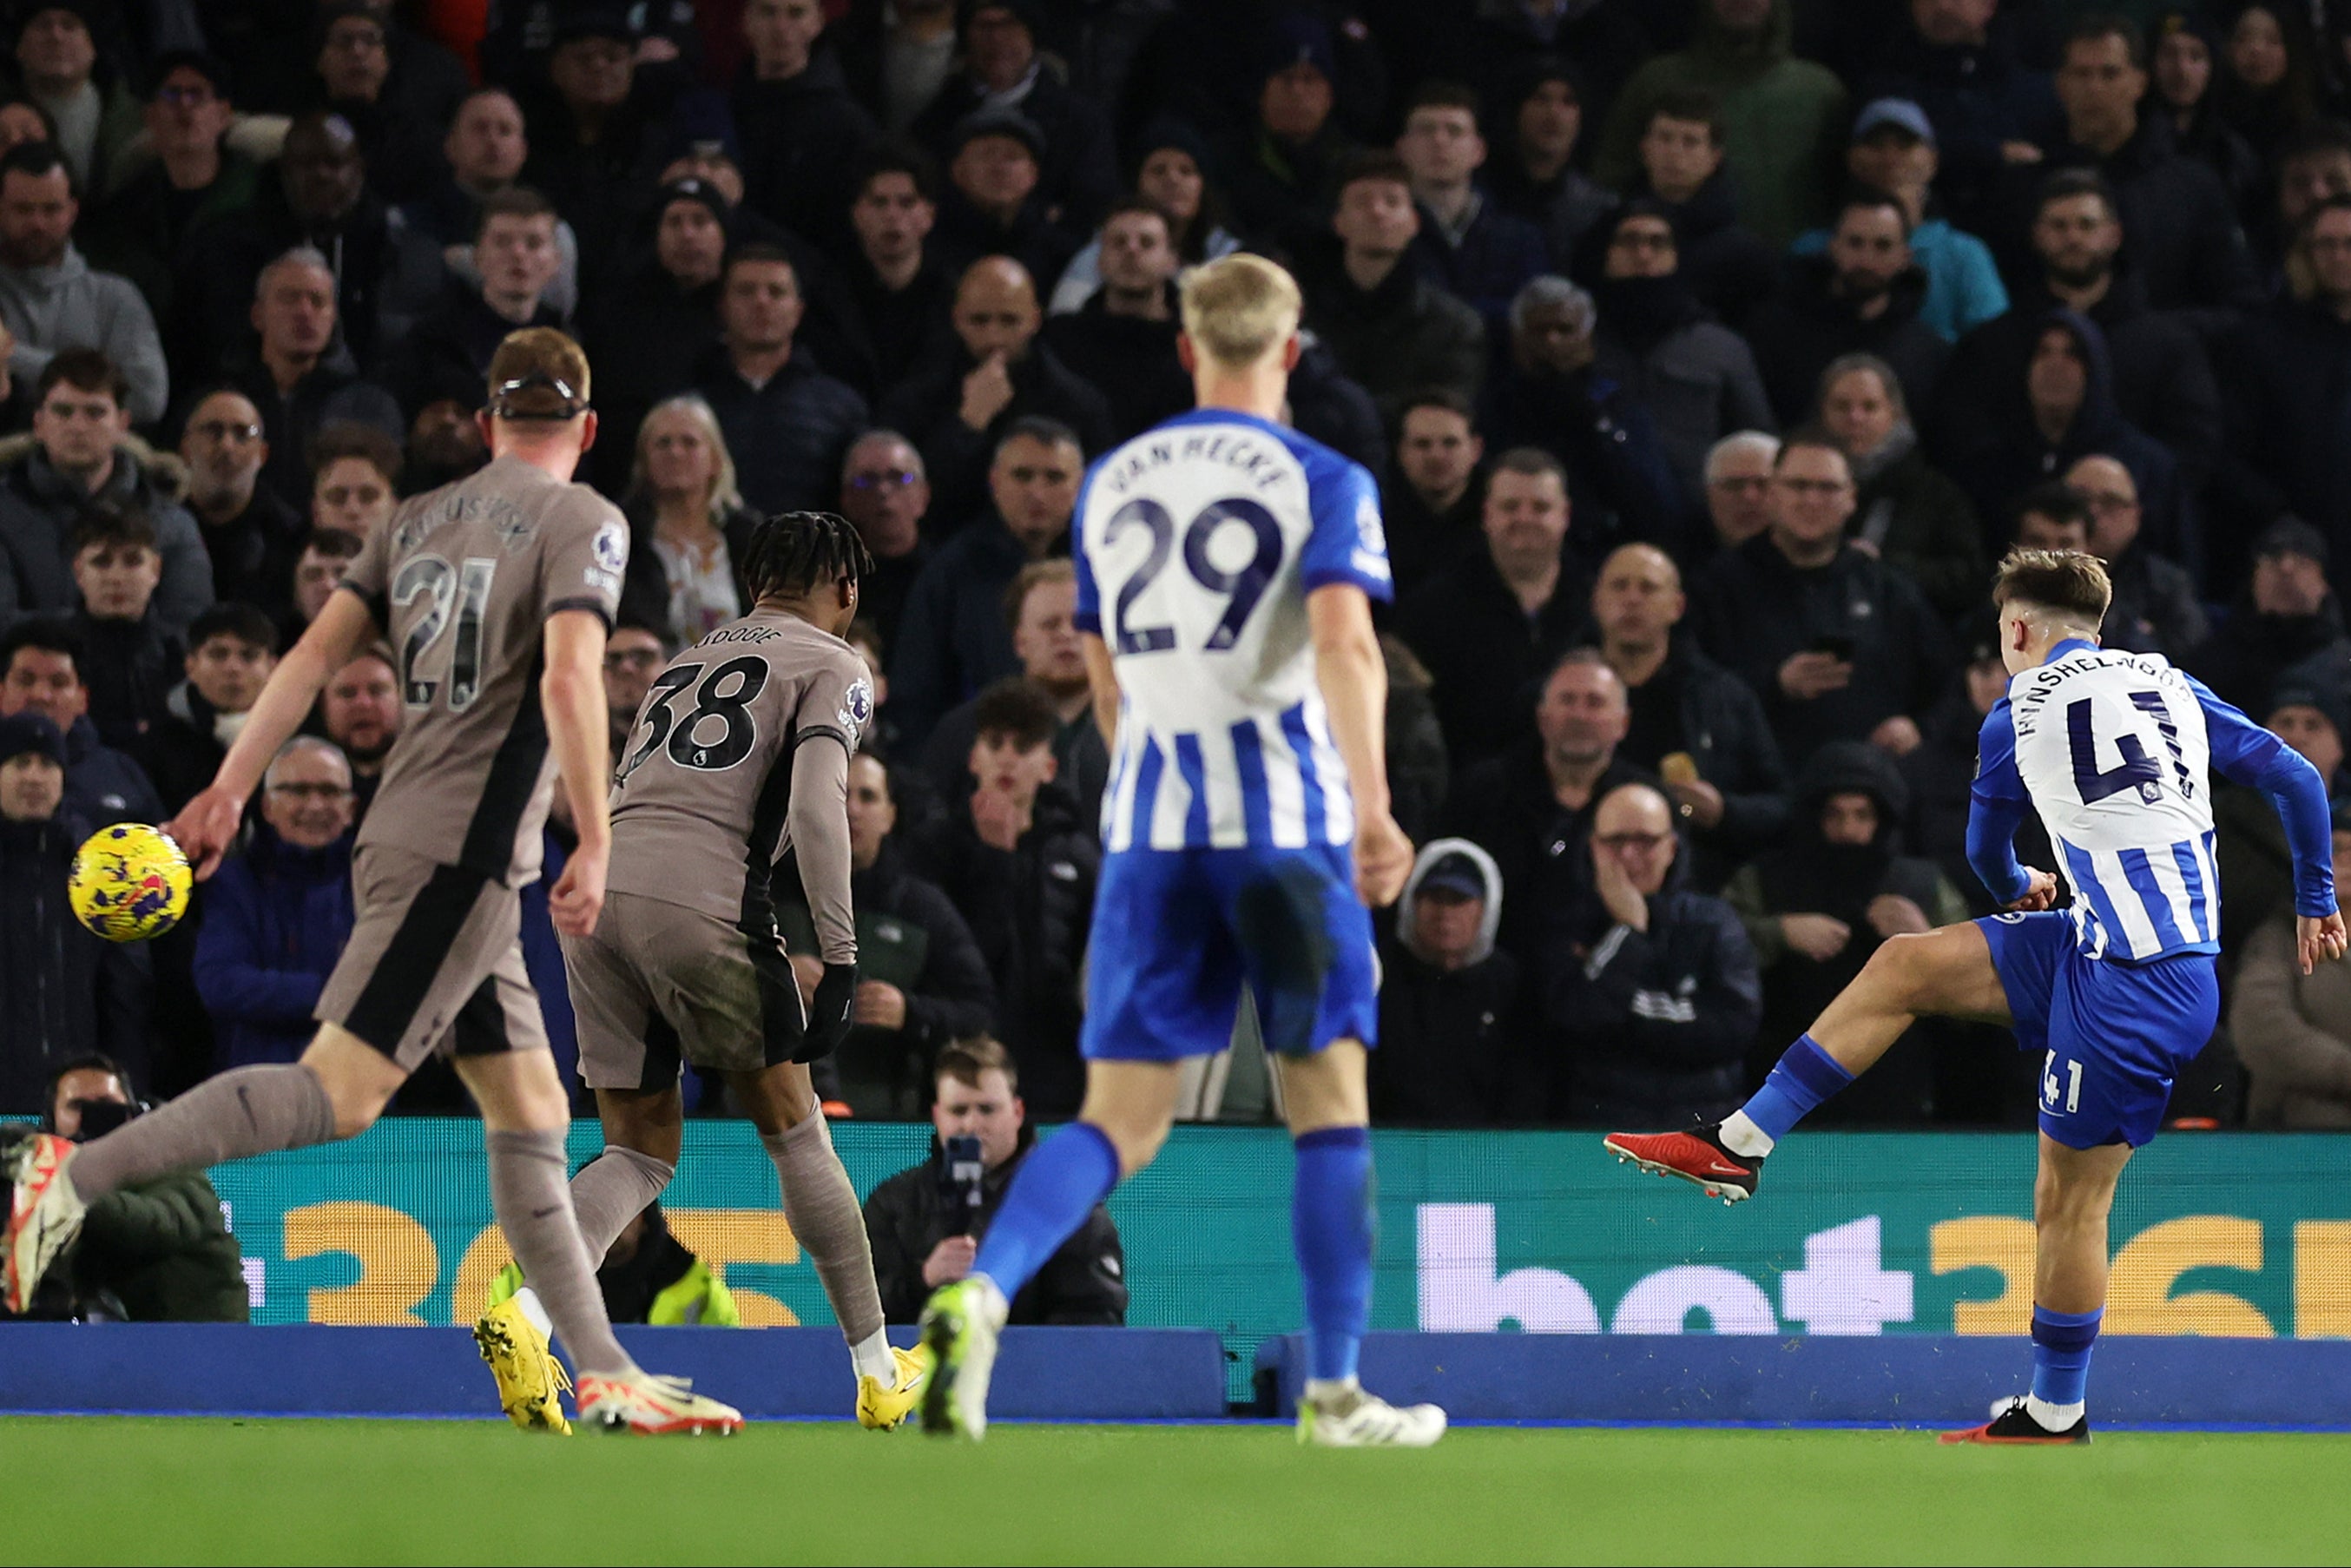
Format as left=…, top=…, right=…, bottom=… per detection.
left=6, top=1417, right=2348, bottom=1564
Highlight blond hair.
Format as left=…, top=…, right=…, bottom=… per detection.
left=627, top=394, right=745, bottom=518
left=1178, top=253, right=1301, bottom=368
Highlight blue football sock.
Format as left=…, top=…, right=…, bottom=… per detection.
left=2030, top=1305, right=2102, bottom=1408
left=1292, top=1126, right=1375, bottom=1384
left=969, top=1122, right=1121, bottom=1302
left=1740, top=1034, right=1856, bottom=1143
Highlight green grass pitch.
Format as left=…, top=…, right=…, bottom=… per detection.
left=10, top=1417, right=2351, bottom=1565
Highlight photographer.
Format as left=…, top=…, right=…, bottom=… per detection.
left=36, top=1056, right=246, bottom=1322
left=862, top=1038, right=1124, bottom=1327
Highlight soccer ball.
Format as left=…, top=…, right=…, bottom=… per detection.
left=69, top=823, right=192, bottom=942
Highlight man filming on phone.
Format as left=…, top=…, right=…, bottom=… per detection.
left=863, top=1037, right=1125, bottom=1326
left=1687, top=428, right=1953, bottom=773
left=7, top=1056, right=247, bottom=1321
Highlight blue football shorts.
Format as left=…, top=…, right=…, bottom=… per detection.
left=1081, top=844, right=1379, bottom=1064
left=1977, top=910, right=2220, bottom=1149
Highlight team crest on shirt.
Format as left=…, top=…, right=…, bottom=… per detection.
left=838, top=676, right=874, bottom=743
left=592, top=518, right=629, bottom=574
left=1352, top=493, right=1391, bottom=580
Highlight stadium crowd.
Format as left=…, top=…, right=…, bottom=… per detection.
left=0, top=0, right=2345, bottom=1137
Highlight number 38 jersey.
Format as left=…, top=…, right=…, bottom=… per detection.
left=1072, top=408, right=1392, bottom=854
left=1976, top=642, right=2223, bottom=962
left=341, top=455, right=629, bottom=886
left=604, top=609, right=873, bottom=926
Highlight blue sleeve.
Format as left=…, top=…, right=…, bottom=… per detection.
left=2190, top=675, right=2339, bottom=917
left=1070, top=457, right=1105, bottom=635
left=1966, top=698, right=2035, bottom=906
left=1295, top=449, right=1393, bottom=603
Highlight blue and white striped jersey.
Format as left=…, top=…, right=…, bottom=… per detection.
left=1971, top=641, right=2336, bottom=962
left=1072, top=408, right=1393, bottom=854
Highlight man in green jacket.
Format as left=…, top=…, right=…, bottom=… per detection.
left=43, top=1055, right=247, bottom=1322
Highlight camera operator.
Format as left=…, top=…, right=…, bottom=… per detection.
left=862, top=1037, right=1125, bottom=1326
left=33, top=1056, right=246, bottom=1321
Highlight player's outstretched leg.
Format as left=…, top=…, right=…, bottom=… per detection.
left=8, top=1034, right=373, bottom=1311
left=730, top=1064, right=927, bottom=1429
left=1943, top=1135, right=2126, bottom=1446
left=460, top=1051, right=741, bottom=1437
left=920, top=1061, right=1177, bottom=1439
left=1281, top=1043, right=1444, bottom=1448
left=1607, top=922, right=2010, bottom=1204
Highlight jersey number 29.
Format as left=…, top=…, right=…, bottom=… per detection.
left=1103, top=497, right=1281, bottom=656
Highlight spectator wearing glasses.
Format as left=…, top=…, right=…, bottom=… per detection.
left=306, top=0, right=447, bottom=208
left=82, top=52, right=257, bottom=359
left=838, top=430, right=932, bottom=653
left=599, top=619, right=669, bottom=762
left=176, top=386, right=298, bottom=616
left=192, top=735, right=357, bottom=1072
left=615, top=395, right=759, bottom=648
left=1539, top=781, right=1760, bottom=1128
left=2066, top=452, right=2205, bottom=662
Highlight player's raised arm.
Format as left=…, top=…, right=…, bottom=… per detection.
left=541, top=607, right=612, bottom=937
left=1307, top=582, right=1409, bottom=906
left=2188, top=671, right=2347, bottom=971
left=165, top=586, right=376, bottom=877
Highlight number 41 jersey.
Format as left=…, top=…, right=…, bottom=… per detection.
left=604, top=609, right=874, bottom=925
left=1978, top=642, right=2223, bottom=962
left=1073, top=408, right=1393, bottom=854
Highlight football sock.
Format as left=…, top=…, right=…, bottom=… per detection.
left=1725, top=1035, right=1855, bottom=1155
left=851, top=1328, right=897, bottom=1386
left=485, top=1129, right=635, bottom=1379
left=2027, top=1304, right=2101, bottom=1426
left=969, top=1121, right=1121, bottom=1302
left=68, top=1064, right=337, bottom=1199
left=761, top=1117, right=888, bottom=1354
left=1293, top=1126, right=1374, bottom=1384
left=566, top=1146, right=675, bottom=1264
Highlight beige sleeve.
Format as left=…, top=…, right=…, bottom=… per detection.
left=787, top=733, right=856, bottom=965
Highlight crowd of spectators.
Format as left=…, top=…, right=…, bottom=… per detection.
left=1, top=0, right=2348, bottom=1136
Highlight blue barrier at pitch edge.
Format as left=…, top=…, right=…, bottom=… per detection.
left=0, top=1325, right=1228, bottom=1420
left=1254, top=1333, right=2351, bottom=1426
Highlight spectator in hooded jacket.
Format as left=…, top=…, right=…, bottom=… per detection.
left=1296, top=148, right=1486, bottom=425
left=1579, top=203, right=1775, bottom=514
left=2186, top=517, right=2351, bottom=720
left=1722, top=739, right=1970, bottom=1124
left=1480, top=56, right=1619, bottom=267
left=1742, top=186, right=1950, bottom=431
left=1371, top=840, right=1520, bottom=1127
left=863, top=1037, right=1123, bottom=1326
left=1689, top=430, right=1952, bottom=769
left=905, top=678, right=1099, bottom=1119
left=1614, top=87, right=1776, bottom=331
left=2067, top=454, right=2206, bottom=662
left=1591, top=542, right=1788, bottom=889
left=1931, top=308, right=2189, bottom=569
left=1790, top=98, right=2010, bottom=343
left=192, top=736, right=355, bottom=1072
left=927, top=109, right=1086, bottom=289
left=1935, top=170, right=2221, bottom=509
left=0, top=709, right=146, bottom=1113
left=1542, top=781, right=1760, bottom=1127
left=0, top=349, right=208, bottom=637
left=2230, top=805, right=2351, bottom=1126
left=1394, top=80, right=1550, bottom=333
left=1816, top=352, right=1984, bottom=623
left=784, top=753, right=997, bottom=1118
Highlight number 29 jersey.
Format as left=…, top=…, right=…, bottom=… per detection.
left=603, top=609, right=874, bottom=926
left=1072, top=408, right=1393, bottom=855
left=1976, top=643, right=2220, bottom=962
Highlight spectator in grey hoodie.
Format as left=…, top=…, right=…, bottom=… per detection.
left=0, top=140, right=166, bottom=425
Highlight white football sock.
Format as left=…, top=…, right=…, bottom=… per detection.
left=1303, top=1375, right=1360, bottom=1407
left=851, top=1328, right=897, bottom=1384
left=2025, top=1393, right=2084, bottom=1429
left=1718, top=1110, right=1775, bottom=1158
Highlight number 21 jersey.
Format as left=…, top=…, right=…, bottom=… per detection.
left=340, top=454, right=629, bottom=887
left=604, top=610, right=875, bottom=929
left=1073, top=408, right=1393, bottom=854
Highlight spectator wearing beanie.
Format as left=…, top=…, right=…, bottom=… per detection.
left=928, top=108, right=1083, bottom=289
left=911, top=0, right=1118, bottom=238
left=1478, top=57, right=1620, bottom=267
left=1214, top=13, right=1361, bottom=255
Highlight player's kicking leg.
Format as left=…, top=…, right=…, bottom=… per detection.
left=7, top=1025, right=391, bottom=1313
left=1275, top=1040, right=1445, bottom=1448
left=919, top=1060, right=1182, bottom=1440
left=459, top=1048, right=740, bottom=1437
left=1941, top=1133, right=2126, bottom=1446
left=1606, top=920, right=2011, bottom=1202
